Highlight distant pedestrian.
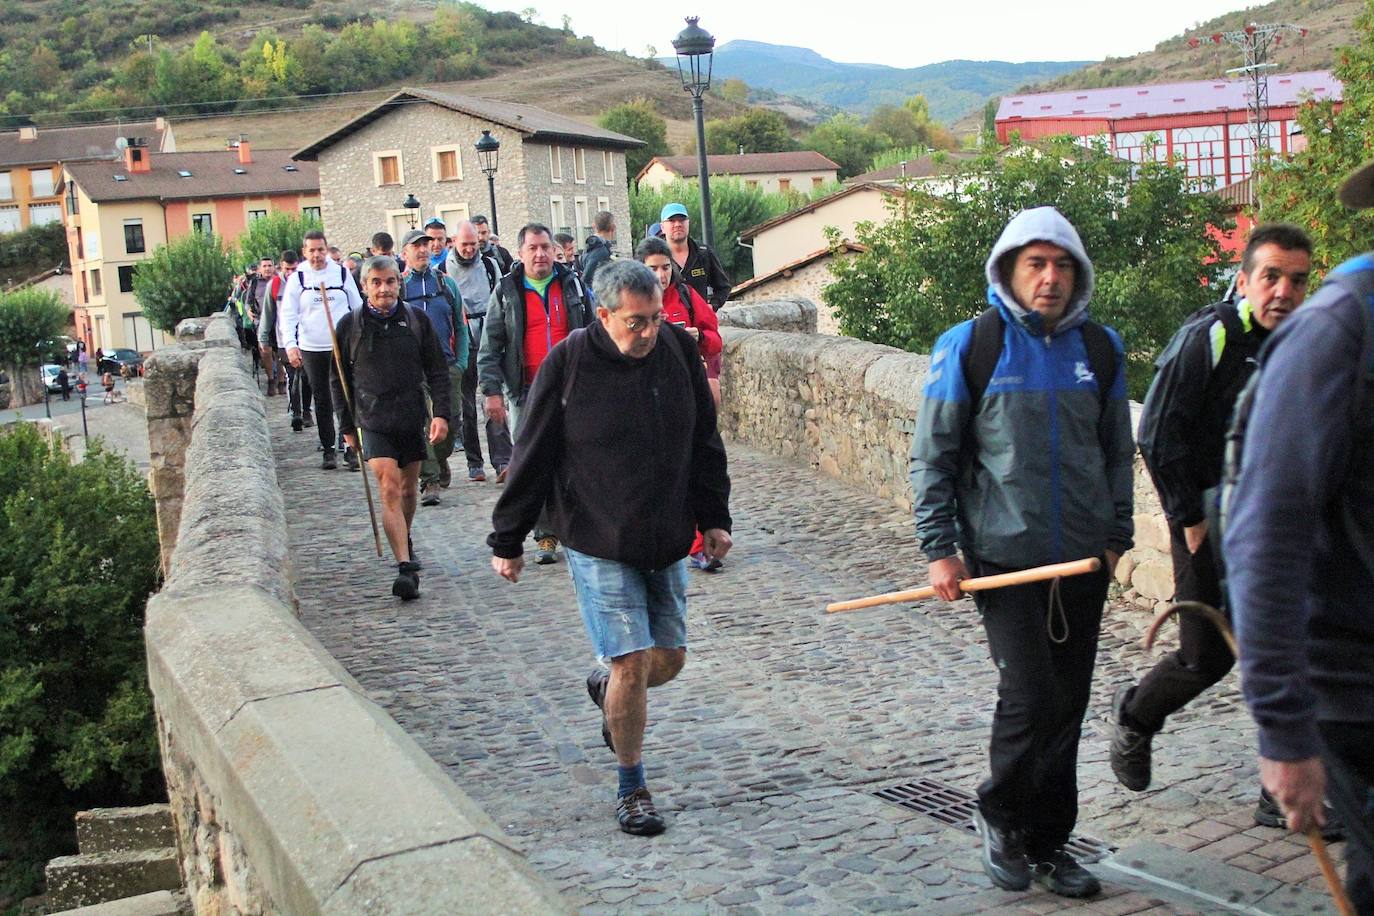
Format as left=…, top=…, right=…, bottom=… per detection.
left=77, top=344, right=89, bottom=376
left=101, top=370, right=115, bottom=404
left=661, top=203, right=731, bottom=311
left=472, top=215, right=513, bottom=273
left=553, top=232, right=579, bottom=273
left=332, top=256, right=451, bottom=600
left=489, top=259, right=731, bottom=837
left=56, top=367, right=70, bottom=401
left=580, top=210, right=616, bottom=289
left=424, top=217, right=449, bottom=274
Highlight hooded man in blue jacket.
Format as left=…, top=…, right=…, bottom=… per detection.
left=911, top=207, right=1134, bottom=899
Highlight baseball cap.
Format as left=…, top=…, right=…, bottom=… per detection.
left=660, top=203, right=689, bottom=221
left=1339, top=159, right=1374, bottom=210
left=400, top=229, right=428, bottom=248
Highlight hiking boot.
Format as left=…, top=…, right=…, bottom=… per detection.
left=391, top=561, right=421, bottom=600
left=407, top=536, right=421, bottom=570
left=1110, top=683, right=1154, bottom=792
left=616, top=787, right=666, bottom=837
left=266, top=381, right=278, bottom=396
left=344, top=448, right=360, bottom=472
left=291, top=416, right=303, bottom=432
left=535, top=536, right=559, bottom=564
left=438, top=462, right=451, bottom=488
left=1030, top=849, right=1101, bottom=898
left=420, top=483, right=441, bottom=506
left=585, top=668, right=614, bottom=752
left=321, top=449, right=338, bottom=470
left=1255, top=788, right=1347, bottom=841
left=973, top=807, right=1030, bottom=891
left=468, top=467, right=487, bottom=482
left=302, top=413, right=314, bottom=428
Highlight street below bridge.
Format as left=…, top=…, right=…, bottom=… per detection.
left=272, top=403, right=1342, bottom=915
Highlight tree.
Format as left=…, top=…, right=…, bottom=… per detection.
left=705, top=109, right=796, bottom=156
left=824, top=137, right=1232, bottom=398
left=1255, top=0, right=1374, bottom=274
left=0, top=288, right=68, bottom=407
left=630, top=178, right=793, bottom=281
left=804, top=114, right=885, bottom=179
left=719, top=78, right=749, bottom=104
left=234, top=211, right=322, bottom=267
left=600, top=100, right=669, bottom=180
left=132, top=232, right=234, bottom=333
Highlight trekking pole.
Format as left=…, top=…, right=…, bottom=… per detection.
left=825, top=557, right=1101, bottom=613
left=320, top=283, right=383, bottom=557
left=1144, top=602, right=1355, bottom=916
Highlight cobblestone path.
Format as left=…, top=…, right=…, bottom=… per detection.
left=272, top=407, right=1343, bottom=915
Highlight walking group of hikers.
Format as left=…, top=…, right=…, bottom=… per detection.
left=246, top=163, right=1369, bottom=908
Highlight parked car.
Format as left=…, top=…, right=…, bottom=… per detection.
left=41, top=364, right=64, bottom=392
left=97, top=348, right=144, bottom=376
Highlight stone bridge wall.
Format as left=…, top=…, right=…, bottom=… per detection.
left=717, top=303, right=1173, bottom=610
left=141, top=315, right=567, bottom=915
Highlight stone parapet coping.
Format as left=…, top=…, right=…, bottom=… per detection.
left=144, top=324, right=568, bottom=914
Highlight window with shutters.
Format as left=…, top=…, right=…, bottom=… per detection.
left=549, top=146, right=563, bottom=182
left=374, top=151, right=403, bottom=186
left=574, top=148, right=586, bottom=183
left=432, top=146, right=462, bottom=181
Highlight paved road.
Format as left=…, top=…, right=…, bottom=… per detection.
left=273, top=403, right=1344, bottom=915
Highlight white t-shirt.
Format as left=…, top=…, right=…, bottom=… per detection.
left=281, top=260, right=363, bottom=352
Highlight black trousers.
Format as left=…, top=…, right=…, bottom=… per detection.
left=971, top=554, right=1109, bottom=856
left=1124, top=520, right=1233, bottom=733
left=299, top=350, right=337, bottom=452
left=287, top=358, right=311, bottom=420
left=459, top=316, right=512, bottom=472
left=1320, top=721, right=1374, bottom=913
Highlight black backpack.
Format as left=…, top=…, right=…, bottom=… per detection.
left=1220, top=261, right=1374, bottom=561
left=961, top=307, right=1119, bottom=408
left=344, top=303, right=426, bottom=369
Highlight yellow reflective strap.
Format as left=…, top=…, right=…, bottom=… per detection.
left=1210, top=318, right=1226, bottom=368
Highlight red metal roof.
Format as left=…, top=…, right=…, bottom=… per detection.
left=997, top=70, right=1339, bottom=123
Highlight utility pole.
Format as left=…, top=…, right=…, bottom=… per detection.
left=1203, top=23, right=1307, bottom=204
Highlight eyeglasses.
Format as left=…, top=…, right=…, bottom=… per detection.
left=613, top=311, right=665, bottom=333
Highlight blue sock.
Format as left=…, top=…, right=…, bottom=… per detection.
left=617, top=762, right=646, bottom=798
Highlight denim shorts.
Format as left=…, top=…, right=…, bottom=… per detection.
left=564, top=547, right=688, bottom=660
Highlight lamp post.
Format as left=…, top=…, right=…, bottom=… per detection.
left=402, top=193, right=420, bottom=230
left=672, top=16, right=717, bottom=249
left=475, top=130, right=501, bottom=235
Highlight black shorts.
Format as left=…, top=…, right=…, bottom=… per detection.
left=360, top=428, right=427, bottom=467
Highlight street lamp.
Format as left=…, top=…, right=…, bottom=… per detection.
left=475, top=130, right=501, bottom=235
left=673, top=16, right=717, bottom=249
left=402, top=193, right=421, bottom=230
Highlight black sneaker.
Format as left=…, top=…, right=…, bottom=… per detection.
left=973, top=807, right=1030, bottom=891
left=302, top=413, right=314, bottom=428
left=1110, top=683, right=1154, bottom=792
left=291, top=417, right=303, bottom=432
left=321, top=449, right=338, bottom=470
left=616, top=787, right=665, bottom=836
left=585, top=669, right=614, bottom=752
left=344, top=448, right=360, bottom=472
left=1255, top=788, right=1347, bottom=841
left=1030, top=850, right=1101, bottom=898
left=391, top=561, right=421, bottom=600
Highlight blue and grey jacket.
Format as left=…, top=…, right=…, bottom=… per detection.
left=910, top=207, right=1135, bottom=569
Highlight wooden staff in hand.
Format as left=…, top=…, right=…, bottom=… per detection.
left=826, top=557, right=1102, bottom=613
left=320, top=282, right=382, bottom=557
left=1144, top=602, right=1355, bottom=916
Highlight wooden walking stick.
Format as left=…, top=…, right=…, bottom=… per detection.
left=1144, top=602, right=1356, bottom=916
left=320, top=282, right=383, bottom=557
left=826, top=557, right=1102, bottom=613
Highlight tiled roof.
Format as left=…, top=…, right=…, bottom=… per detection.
left=0, top=120, right=171, bottom=168
left=644, top=151, right=841, bottom=181
left=739, top=183, right=894, bottom=241
left=65, top=149, right=319, bottom=203
left=1210, top=176, right=1252, bottom=208
left=730, top=242, right=866, bottom=297
left=293, top=87, right=644, bottom=160
left=997, top=70, right=1339, bottom=122
left=846, top=150, right=980, bottom=184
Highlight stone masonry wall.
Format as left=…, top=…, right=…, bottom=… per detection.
left=718, top=314, right=1173, bottom=607
left=522, top=140, right=632, bottom=245
left=143, top=318, right=568, bottom=914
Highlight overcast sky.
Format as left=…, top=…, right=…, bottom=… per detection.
left=478, top=0, right=1253, bottom=68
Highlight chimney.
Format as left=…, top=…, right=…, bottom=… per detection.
left=18, top=126, right=37, bottom=142
left=237, top=136, right=252, bottom=165
left=155, top=116, right=167, bottom=133
left=124, top=139, right=151, bottom=174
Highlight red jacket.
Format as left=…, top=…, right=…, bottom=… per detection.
left=663, top=281, right=722, bottom=360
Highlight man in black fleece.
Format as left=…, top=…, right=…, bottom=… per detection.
left=332, top=256, right=451, bottom=600
left=488, top=259, right=732, bottom=837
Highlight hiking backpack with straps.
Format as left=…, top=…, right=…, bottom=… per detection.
left=344, top=303, right=427, bottom=369
left=1220, top=260, right=1374, bottom=564
left=960, top=306, right=1120, bottom=408
left=560, top=324, right=694, bottom=407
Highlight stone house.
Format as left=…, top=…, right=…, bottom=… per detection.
left=740, top=182, right=896, bottom=278
left=636, top=151, right=839, bottom=195
left=293, top=87, right=643, bottom=254
left=730, top=242, right=865, bottom=336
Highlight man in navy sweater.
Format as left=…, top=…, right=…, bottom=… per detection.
left=1225, top=160, right=1374, bottom=911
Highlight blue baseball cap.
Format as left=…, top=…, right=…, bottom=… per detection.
left=660, top=203, right=689, bottom=221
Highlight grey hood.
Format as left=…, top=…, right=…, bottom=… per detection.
left=984, top=206, right=1095, bottom=334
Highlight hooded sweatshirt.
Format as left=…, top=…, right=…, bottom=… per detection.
left=910, top=207, right=1135, bottom=569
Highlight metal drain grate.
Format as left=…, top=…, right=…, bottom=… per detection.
left=874, top=777, right=1116, bottom=864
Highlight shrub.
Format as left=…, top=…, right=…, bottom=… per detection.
left=234, top=210, right=322, bottom=268
left=132, top=231, right=234, bottom=332
left=0, top=287, right=68, bottom=406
